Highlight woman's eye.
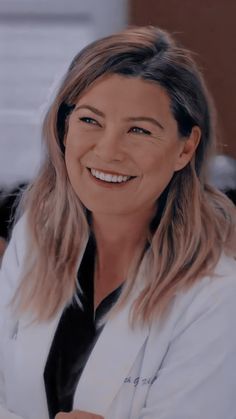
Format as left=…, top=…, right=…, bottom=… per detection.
left=129, top=126, right=151, bottom=135
left=79, top=117, right=99, bottom=126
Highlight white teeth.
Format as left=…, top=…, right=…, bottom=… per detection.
left=90, top=168, right=131, bottom=183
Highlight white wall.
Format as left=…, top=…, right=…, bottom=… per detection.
left=0, top=0, right=128, bottom=37
left=0, top=0, right=128, bottom=187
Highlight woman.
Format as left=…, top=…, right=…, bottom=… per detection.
left=0, top=26, right=236, bottom=419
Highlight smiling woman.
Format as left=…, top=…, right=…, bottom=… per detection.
left=0, top=26, right=236, bottom=419
left=64, top=75, right=198, bottom=219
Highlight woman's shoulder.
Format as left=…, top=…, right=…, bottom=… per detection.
left=176, top=252, right=236, bottom=302
left=147, top=253, right=236, bottom=354
left=168, top=253, right=236, bottom=338
left=214, top=252, right=236, bottom=278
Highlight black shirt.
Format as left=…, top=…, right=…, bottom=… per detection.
left=44, top=235, right=122, bottom=419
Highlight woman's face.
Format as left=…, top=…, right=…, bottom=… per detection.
left=64, top=74, right=198, bottom=217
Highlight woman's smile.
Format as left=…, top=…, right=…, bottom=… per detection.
left=87, top=167, right=137, bottom=187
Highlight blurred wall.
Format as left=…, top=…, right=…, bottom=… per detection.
left=0, top=0, right=128, bottom=38
left=0, top=0, right=128, bottom=187
left=129, top=0, right=236, bottom=159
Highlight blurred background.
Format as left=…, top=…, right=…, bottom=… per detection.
left=0, top=0, right=235, bottom=256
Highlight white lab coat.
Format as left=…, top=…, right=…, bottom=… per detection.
left=0, top=216, right=236, bottom=419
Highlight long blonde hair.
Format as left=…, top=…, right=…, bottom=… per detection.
left=14, top=26, right=236, bottom=324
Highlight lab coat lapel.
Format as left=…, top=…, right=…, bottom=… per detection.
left=73, top=301, right=149, bottom=416
left=13, top=309, right=63, bottom=419
left=13, top=238, right=89, bottom=419
left=73, top=255, right=149, bottom=417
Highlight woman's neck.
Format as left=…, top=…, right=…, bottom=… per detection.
left=92, top=209, right=152, bottom=258
left=91, top=210, right=151, bottom=308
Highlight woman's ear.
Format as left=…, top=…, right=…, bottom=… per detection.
left=174, top=126, right=201, bottom=171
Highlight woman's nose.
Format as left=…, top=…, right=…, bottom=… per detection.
left=93, top=131, right=124, bottom=162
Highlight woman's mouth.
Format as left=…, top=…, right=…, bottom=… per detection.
left=87, top=168, right=137, bottom=185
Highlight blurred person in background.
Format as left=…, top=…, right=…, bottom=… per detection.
left=0, top=184, right=27, bottom=264
left=0, top=26, right=236, bottom=419
left=209, top=154, right=236, bottom=205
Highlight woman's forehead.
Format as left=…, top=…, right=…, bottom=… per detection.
left=74, top=74, right=174, bottom=122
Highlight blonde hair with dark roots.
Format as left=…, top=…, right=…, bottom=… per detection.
left=13, top=26, right=236, bottom=324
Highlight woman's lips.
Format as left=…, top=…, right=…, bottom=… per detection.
left=87, top=166, right=137, bottom=177
left=87, top=168, right=137, bottom=188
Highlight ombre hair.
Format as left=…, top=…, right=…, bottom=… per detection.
left=14, top=26, right=236, bottom=324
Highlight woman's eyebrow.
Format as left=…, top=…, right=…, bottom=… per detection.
left=74, top=104, right=105, bottom=117
left=74, top=105, right=164, bottom=130
left=125, top=116, right=164, bottom=130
